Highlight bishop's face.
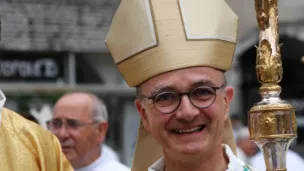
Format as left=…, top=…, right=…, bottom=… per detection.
left=135, top=67, right=234, bottom=156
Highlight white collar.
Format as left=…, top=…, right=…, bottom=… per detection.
left=75, top=151, right=109, bottom=171
left=148, top=144, right=248, bottom=171
left=0, top=90, right=6, bottom=125
left=224, top=144, right=247, bottom=170
left=148, top=156, right=165, bottom=171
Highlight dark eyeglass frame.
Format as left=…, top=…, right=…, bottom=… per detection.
left=140, top=84, right=226, bottom=114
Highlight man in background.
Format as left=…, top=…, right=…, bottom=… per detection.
left=235, top=127, right=258, bottom=164
left=49, top=92, right=129, bottom=171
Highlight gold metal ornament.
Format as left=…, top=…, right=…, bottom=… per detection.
left=266, top=169, right=287, bottom=171
left=249, top=0, right=298, bottom=170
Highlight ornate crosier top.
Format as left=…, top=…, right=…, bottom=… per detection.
left=255, top=0, right=283, bottom=84
left=250, top=1, right=298, bottom=171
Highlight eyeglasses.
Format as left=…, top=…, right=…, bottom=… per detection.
left=141, top=84, right=226, bottom=114
left=48, top=118, right=98, bottom=132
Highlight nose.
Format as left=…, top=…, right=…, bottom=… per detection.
left=56, top=125, right=70, bottom=140
left=175, top=95, right=200, bottom=121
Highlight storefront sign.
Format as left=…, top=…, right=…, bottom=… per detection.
left=0, top=51, right=66, bottom=82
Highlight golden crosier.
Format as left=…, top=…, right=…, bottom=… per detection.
left=249, top=0, right=298, bottom=171
left=255, top=0, right=282, bottom=84
left=256, top=40, right=283, bottom=84
left=266, top=169, right=287, bottom=171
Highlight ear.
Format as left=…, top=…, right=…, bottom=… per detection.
left=96, top=122, right=108, bottom=143
left=135, top=99, right=151, bottom=133
left=223, top=86, right=234, bottom=121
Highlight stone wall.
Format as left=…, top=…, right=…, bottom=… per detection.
left=0, top=0, right=120, bottom=52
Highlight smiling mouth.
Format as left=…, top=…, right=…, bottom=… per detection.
left=172, top=125, right=206, bottom=134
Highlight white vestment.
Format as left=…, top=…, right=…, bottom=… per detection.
left=148, top=144, right=259, bottom=171
left=236, top=147, right=251, bottom=165
left=102, top=144, right=120, bottom=162
left=75, top=152, right=130, bottom=171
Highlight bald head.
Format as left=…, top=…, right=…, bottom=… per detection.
left=54, top=92, right=108, bottom=123
left=52, top=92, right=109, bottom=168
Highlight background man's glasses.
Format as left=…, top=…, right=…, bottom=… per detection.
left=141, top=84, right=226, bottom=114
left=47, top=118, right=97, bottom=131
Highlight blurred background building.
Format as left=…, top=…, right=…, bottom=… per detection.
left=0, top=0, right=139, bottom=167
left=0, top=0, right=304, bottom=167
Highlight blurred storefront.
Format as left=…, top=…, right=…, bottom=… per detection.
left=0, top=0, right=136, bottom=166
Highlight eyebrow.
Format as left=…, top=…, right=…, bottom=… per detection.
left=52, top=117, right=80, bottom=122
left=150, top=79, right=220, bottom=96
left=150, top=84, right=174, bottom=96
left=189, top=79, right=219, bottom=89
